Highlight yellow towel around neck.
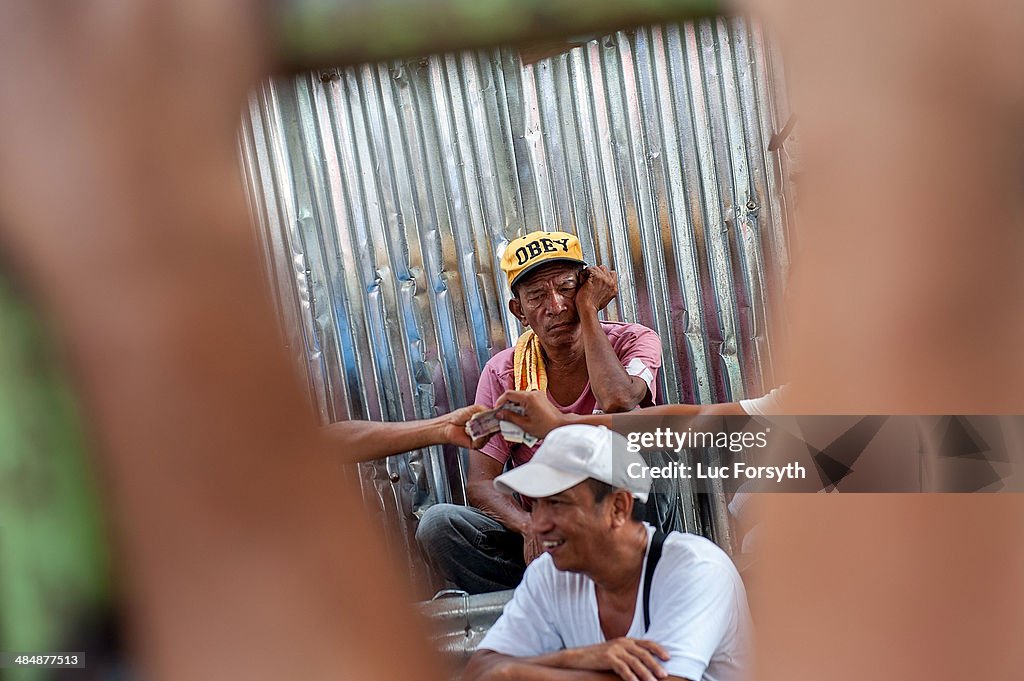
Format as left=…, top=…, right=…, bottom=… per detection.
left=512, top=329, right=548, bottom=392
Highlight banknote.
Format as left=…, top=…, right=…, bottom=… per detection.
left=500, top=420, right=538, bottom=447
left=465, top=402, right=527, bottom=441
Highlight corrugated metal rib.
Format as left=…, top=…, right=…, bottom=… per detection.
left=241, top=19, right=791, bottom=581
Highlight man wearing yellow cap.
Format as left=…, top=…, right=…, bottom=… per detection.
left=417, top=231, right=662, bottom=594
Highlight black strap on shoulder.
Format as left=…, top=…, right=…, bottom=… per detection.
left=643, top=530, right=667, bottom=632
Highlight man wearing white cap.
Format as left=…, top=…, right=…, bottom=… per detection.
left=463, top=425, right=752, bottom=681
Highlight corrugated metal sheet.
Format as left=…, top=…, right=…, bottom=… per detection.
left=420, top=589, right=513, bottom=667
left=239, top=18, right=792, bottom=586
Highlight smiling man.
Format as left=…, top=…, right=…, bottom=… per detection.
left=417, top=231, right=663, bottom=594
left=462, top=425, right=751, bottom=681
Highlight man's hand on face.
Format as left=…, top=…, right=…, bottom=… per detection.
left=575, top=266, right=618, bottom=315
left=568, top=638, right=671, bottom=681
left=496, top=390, right=567, bottom=439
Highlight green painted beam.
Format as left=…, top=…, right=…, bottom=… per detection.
left=276, top=0, right=722, bottom=69
left=0, top=274, right=110, bottom=679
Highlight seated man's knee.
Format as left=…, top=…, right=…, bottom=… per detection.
left=416, top=503, right=468, bottom=551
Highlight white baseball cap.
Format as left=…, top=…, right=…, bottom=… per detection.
left=494, top=424, right=652, bottom=503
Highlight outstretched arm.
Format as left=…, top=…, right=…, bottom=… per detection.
left=324, top=404, right=487, bottom=462
left=496, top=390, right=747, bottom=439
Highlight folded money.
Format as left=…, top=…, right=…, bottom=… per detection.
left=499, top=420, right=538, bottom=447
left=466, top=407, right=502, bottom=440
left=464, top=402, right=528, bottom=441
left=501, top=402, right=526, bottom=417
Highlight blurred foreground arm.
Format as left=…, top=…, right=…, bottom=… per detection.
left=0, top=3, right=443, bottom=681
left=741, top=2, right=1024, bottom=681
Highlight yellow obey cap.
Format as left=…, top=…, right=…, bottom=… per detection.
left=500, top=231, right=587, bottom=290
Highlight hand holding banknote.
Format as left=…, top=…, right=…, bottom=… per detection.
left=495, top=390, right=572, bottom=439
left=464, top=402, right=536, bottom=447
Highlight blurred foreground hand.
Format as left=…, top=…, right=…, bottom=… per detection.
left=0, top=3, right=446, bottom=681
left=742, top=1, right=1024, bottom=681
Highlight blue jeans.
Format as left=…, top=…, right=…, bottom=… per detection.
left=416, top=504, right=526, bottom=595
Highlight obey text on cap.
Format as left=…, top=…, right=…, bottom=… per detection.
left=514, top=236, right=573, bottom=266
